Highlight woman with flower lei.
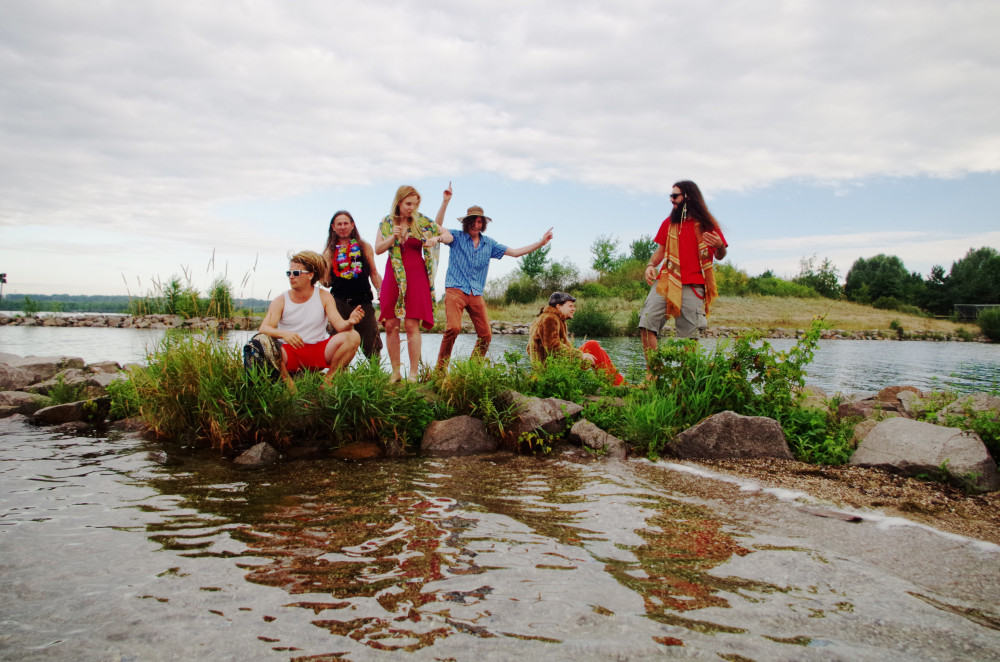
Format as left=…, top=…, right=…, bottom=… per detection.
left=375, top=184, right=453, bottom=382
left=322, top=210, right=383, bottom=360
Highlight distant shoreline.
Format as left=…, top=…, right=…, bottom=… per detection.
left=0, top=312, right=987, bottom=342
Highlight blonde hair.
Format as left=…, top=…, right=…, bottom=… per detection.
left=390, top=185, right=421, bottom=228
left=288, top=250, right=328, bottom=286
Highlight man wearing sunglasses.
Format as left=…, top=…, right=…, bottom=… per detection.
left=259, top=250, right=364, bottom=387
left=639, top=180, right=728, bottom=355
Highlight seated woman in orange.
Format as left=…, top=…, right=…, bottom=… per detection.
left=527, top=291, right=625, bottom=386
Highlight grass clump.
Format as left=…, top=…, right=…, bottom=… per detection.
left=47, top=374, right=86, bottom=405
left=111, top=333, right=297, bottom=450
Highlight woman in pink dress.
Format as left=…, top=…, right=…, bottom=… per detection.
left=375, top=184, right=453, bottom=382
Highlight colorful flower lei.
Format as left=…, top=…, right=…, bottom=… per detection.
left=332, top=241, right=364, bottom=279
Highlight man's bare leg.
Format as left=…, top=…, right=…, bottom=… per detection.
left=323, top=331, right=362, bottom=382
left=279, top=347, right=297, bottom=393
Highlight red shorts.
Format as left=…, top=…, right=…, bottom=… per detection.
left=282, top=337, right=332, bottom=373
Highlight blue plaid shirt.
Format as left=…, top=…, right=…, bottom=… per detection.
left=444, top=230, right=508, bottom=295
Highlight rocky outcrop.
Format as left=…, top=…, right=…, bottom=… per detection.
left=567, top=420, right=627, bottom=460
left=671, top=411, right=794, bottom=460
left=497, top=390, right=583, bottom=439
left=0, top=353, right=130, bottom=423
left=422, top=416, right=499, bottom=456
left=849, top=418, right=1000, bottom=493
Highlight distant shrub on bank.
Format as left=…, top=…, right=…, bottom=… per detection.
left=978, top=307, right=1000, bottom=342
left=748, top=276, right=819, bottom=299
left=567, top=301, right=617, bottom=337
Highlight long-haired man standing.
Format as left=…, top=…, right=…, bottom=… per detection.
left=638, top=180, right=728, bottom=358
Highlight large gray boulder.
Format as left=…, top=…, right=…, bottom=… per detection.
left=567, top=420, right=627, bottom=460
left=671, top=410, right=794, bottom=460
left=849, top=418, right=1000, bottom=493
left=422, top=416, right=499, bottom=456
left=497, top=390, right=583, bottom=439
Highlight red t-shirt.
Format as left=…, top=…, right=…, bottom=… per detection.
left=654, top=218, right=727, bottom=285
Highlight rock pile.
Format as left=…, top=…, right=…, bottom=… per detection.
left=0, top=351, right=135, bottom=433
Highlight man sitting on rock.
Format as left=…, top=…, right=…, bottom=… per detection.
left=259, top=250, right=364, bottom=387
left=527, top=291, right=624, bottom=386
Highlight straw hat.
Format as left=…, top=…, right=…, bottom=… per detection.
left=458, top=205, right=492, bottom=223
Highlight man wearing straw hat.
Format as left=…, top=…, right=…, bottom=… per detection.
left=436, top=199, right=553, bottom=369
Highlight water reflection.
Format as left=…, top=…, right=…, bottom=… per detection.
left=138, top=453, right=764, bottom=652
left=4, top=424, right=1000, bottom=660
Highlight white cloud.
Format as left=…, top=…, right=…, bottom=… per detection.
left=1, top=0, right=998, bottom=294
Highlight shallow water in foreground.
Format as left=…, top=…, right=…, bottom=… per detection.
left=1, top=325, right=999, bottom=393
left=2, top=420, right=999, bottom=661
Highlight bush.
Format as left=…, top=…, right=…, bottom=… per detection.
left=978, top=307, right=1000, bottom=342
left=747, top=276, right=819, bottom=298
left=505, top=276, right=542, bottom=305
left=567, top=301, right=617, bottom=337
left=524, top=352, right=610, bottom=403
left=575, top=282, right=613, bottom=299
left=715, top=263, right=751, bottom=297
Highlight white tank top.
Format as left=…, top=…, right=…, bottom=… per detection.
left=280, top=286, right=329, bottom=345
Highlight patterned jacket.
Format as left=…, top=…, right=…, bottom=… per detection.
left=528, top=305, right=583, bottom=363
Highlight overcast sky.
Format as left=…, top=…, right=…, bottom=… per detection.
left=1, top=0, right=998, bottom=302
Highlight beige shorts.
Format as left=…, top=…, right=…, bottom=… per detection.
left=637, top=282, right=706, bottom=339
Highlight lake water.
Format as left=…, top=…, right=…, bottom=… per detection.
left=2, top=325, right=998, bottom=393
left=2, top=421, right=999, bottom=661
left=4, top=326, right=1000, bottom=659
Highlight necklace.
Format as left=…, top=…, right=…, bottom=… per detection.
left=332, top=241, right=363, bottom=279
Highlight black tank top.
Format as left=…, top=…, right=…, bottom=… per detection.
left=328, top=243, right=374, bottom=302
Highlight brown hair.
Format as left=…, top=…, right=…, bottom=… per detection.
left=288, top=250, right=328, bottom=287
left=673, top=180, right=721, bottom=233
left=462, top=214, right=490, bottom=233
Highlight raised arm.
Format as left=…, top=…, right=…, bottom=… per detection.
left=435, top=181, right=453, bottom=226
left=504, top=227, right=553, bottom=258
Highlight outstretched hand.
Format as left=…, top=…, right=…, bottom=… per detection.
left=541, top=227, right=554, bottom=245
left=443, top=181, right=452, bottom=202
left=348, top=305, right=364, bottom=325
